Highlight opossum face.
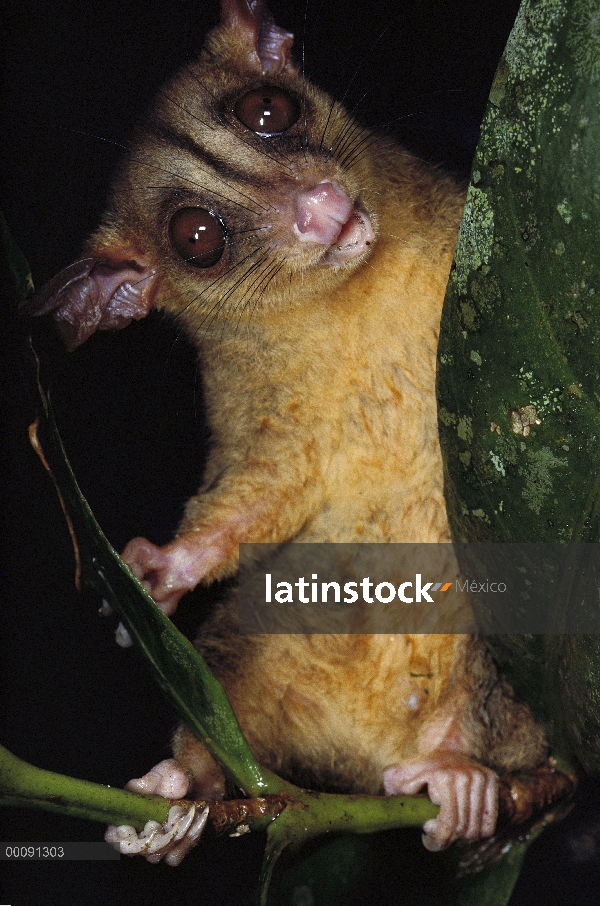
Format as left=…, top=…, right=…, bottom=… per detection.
left=27, top=0, right=379, bottom=349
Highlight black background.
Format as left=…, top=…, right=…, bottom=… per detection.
left=2, top=1, right=600, bottom=904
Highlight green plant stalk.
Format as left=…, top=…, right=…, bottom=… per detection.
left=268, top=789, right=438, bottom=846
left=0, top=742, right=439, bottom=837
left=0, top=744, right=168, bottom=829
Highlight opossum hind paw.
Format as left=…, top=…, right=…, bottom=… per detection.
left=383, top=753, right=498, bottom=852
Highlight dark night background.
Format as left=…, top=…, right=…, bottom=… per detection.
left=2, top=0, right=600, bottom=903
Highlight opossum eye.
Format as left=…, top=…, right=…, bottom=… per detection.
left=169, top=208, right=226, bottom=268
left=234, top=87, right=300, bottom=136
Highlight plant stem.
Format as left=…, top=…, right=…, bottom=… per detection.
left=0, top=744, right=168, bottom=829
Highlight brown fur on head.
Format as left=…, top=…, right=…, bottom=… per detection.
left=89, top=17, right=381, bottom=328
left=30, top=2, right=394, bottom=353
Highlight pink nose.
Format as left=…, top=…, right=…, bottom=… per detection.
left=294, top=181, right=353, bottom=245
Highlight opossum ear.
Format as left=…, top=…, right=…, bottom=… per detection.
left=25, top=257, right=157, bottom=351
left=220, top=0, right=295, bottom=74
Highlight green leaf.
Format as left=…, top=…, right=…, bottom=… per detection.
left=29, top=386, right=278, bottom=798
left=439, top=0, right=600, bottom=545
left=438, top=0, right=600, bottom=773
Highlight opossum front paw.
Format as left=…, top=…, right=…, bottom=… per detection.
left=121, top=533, right=225, bottom=615
left=383, top=753, right=498, bottom=851
left=121, top=537, right=188, bottom=615
left=105, top=759, right=208, bottom=865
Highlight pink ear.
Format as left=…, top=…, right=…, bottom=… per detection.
left=25, top=257, right=158, bottom=351
left=220, top=0, right=294, bottom=74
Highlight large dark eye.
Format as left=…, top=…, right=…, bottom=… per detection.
left=234, top=87, right=300, bottom=136
left=169, top=208, right=226, bottom=268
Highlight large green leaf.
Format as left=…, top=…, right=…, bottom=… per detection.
left=30, top=389, right=275, bottom=798
left=438, top=0, right=600, bottom=770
